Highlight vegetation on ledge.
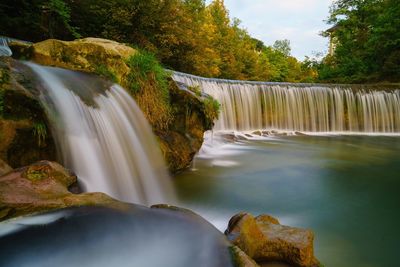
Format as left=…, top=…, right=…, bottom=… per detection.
left=126, top=51, right=172, bottom=131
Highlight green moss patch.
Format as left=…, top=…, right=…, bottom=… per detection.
left=202, top=96, right=220, bottom=128
left=94, top=64, right=118, bottom=83
left=25, top=167, right=48, bottom=181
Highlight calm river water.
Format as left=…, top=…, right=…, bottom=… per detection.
left=174, top=133, right=400, bottom=267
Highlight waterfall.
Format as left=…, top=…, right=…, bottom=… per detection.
left=26, top=62, right=175, bottom=205
left=173, top=72, right=400, bottom=134
left=0, top=38, right=12, bottom=57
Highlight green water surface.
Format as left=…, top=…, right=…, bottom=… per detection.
left=174, top=135, right=400, bottom=267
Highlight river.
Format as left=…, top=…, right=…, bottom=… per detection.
left=175, top=133, right=400, bottom=267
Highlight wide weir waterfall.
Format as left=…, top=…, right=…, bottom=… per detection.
left=26, top=62, right=174, bottom=205
left=173, top=72, right=400, bottom=134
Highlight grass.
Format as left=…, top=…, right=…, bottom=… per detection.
left=94, top=64, right=118, bottom=83
left=125, top=50, right=173, bottom=130
left=126, top=50, right=170, bottom=96
left=188, top=85, right=202, bottom=97
left=33, top=122, right=47, bottom=146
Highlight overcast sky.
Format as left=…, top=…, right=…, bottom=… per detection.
left=207, top=0, right=334, bottom=59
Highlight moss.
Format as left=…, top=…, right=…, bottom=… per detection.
left=229, top=246, right=240, bottom=267
left=0, top=67, right=10, bottom=85
left=188, top=85, right=202, bottom=97
left=0, top=89, right=4, bottom=117
left=60, top=50, right=71, bottom=63
left=25, top=167, right=47, bottom=181
left=94, top=64, right=118, bottom=83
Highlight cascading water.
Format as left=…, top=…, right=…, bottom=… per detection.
left=26, top=62, right=174, bottom=205
left=173, top=72, right=400, bottom=134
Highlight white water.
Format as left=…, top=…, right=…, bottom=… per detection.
left=0, top=38, right=12, bottom=57
left=26, top=62, right=175, bottom=205
left=173, top=72, right=400, bottom=133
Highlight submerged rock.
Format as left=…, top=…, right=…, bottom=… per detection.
left=0, top=160, right=129, bottom=221
left=225, top=213, right=320, bottom=267
left=0, top=206, right=234, bottom=267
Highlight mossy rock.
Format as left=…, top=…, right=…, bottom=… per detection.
left=0, top=161, right=130, bottom=221
left=10, top=38, right=136, bottom=84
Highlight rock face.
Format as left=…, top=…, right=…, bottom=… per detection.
left=225, top=213, right=320, bottom=267
left=9, top=38, right=215, bottom=173
left=158, top=81, right=213, bottom=172
left=0, top=57, right=56, bottom=168
left=0, top=160, right=129, bottom=221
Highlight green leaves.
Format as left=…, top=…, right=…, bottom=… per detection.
left=321, top=0, right=400, bottom=83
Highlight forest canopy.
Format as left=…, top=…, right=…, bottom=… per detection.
left=0, top=0, right=398, bottom=83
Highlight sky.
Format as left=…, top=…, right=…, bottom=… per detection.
left=207, top=0, right=334, bottom=60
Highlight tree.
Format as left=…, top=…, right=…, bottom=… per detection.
left=273, top=39, right=291, bottom=57
left=319, top=0, right=400, bottom=83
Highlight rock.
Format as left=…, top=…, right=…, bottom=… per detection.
left=225, top=213, right=319, bottom=267
left=0, top=159, right=12, bottom=176
left=7, top=41, right=32, bottom=59
left=231, top=246, right=260, bottom=267
left=10, top=38, right=136, bottom=84
left=0, top=205, right=234, bottom=267
left=0, top=57, right=56, bottom=168
left=0, top=160, right=129, bottom=221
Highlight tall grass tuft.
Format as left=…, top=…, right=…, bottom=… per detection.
left=126, top=50, right=173, bottom=131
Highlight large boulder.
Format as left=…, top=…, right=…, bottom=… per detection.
left=10, top=38, right=136, bottom=83
left=225, top=213, right=320, bottom=267
left=0, top=160, right=129, bottom=221
left=0, top=205, right=234, bottom=267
